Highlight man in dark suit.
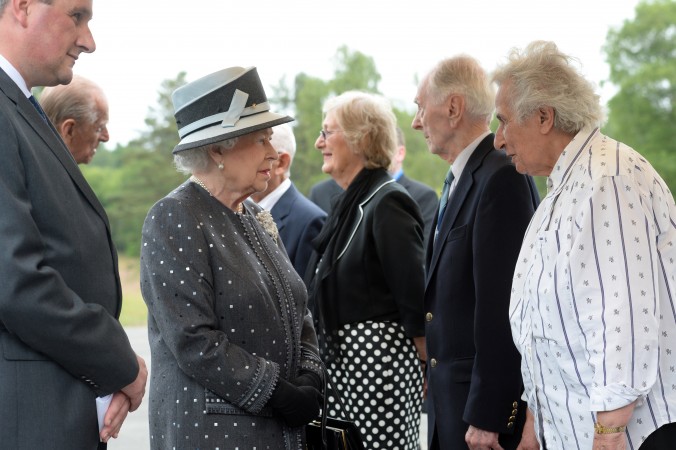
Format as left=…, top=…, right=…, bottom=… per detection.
left=39, top=75, right=110, bottom=164
left=0, top=1, right=147, bottom=449
left=413, top=56, right=539, bottom=450
left=391, top=127, right=438, bottom=244
left=309, top=176, right=343, bottom=214
left=251, top=124, right=326, bottom=280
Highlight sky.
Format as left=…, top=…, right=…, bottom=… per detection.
left=73, top=0, right=642, bottom=147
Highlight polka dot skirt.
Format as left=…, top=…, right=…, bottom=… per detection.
left=324, top=321, right=423, bottom=450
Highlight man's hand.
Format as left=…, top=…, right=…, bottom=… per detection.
left=121, top=354, right=148, bottom=411
left=516, top=408, right=539, bottom=450
left=465, top=425, right=504, bottom=450
left=99, top=392, right=131, bottom=443
left=592, top=432, right=627, bottom=450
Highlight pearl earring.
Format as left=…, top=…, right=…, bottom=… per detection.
left=218, top=162, right=224, bottom=170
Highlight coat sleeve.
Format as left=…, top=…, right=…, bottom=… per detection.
left=371, top=189, right=426, bottom=337
left=463, top=165, right=537, bottom=433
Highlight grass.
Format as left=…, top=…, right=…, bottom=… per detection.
left=118, top=256, right=148, bottom=327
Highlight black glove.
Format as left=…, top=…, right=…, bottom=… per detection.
left=269, top=378, right=322, bottom=427
left=292, top=371, right=323, bottom=392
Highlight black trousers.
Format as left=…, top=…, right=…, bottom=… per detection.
left=639, top=422, right=676, bottom=450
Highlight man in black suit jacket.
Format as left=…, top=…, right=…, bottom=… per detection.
left=413, top=56, right=539, bottom=450
left=0, top=1, right=147, bottom=449
left=308, top=177, right=343, bottom=214
left=391, top=127, right=438, bottom=244
left=251, top=124, right=326, bottom=281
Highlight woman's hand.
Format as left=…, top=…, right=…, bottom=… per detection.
left=269, top=379, right=322, bottom=427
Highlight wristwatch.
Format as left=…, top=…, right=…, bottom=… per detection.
left=594, top=421, right=627, bottom=434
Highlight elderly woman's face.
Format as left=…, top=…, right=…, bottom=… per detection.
left=315, top=111, right=364, bottom=188
left=221, top=128, right=277, bottom=196
left=494, top=84, right=552, bottom=177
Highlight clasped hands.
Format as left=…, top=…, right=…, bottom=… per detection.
left=269, top=371, right=323, bottom=427
left=100, top=354, right=149, bottom=443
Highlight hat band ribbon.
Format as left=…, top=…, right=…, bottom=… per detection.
left=178, top=91, right=270, bottom=138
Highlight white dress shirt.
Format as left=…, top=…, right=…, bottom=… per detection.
left=256, top=178, right=291, bottom=211
left=0, top=54, right=31, bottom=97
left=447, top=130, right=491, bottom=199
left=510, top=128, right=676, bottom=449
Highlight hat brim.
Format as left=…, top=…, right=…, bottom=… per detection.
left=173, top=111, right=294, bottom=153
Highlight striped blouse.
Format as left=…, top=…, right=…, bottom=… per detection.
left=510, top=128, right=676, bottom=449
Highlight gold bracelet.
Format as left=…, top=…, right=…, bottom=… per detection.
left=594, top=421, right=627, bottom=434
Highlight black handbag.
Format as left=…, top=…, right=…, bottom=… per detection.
left=305, top=363, right=365, bottom=450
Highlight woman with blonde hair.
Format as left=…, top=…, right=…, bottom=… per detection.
left=306, top=91, right=426, bottom=450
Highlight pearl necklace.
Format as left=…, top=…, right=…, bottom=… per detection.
left=190, top=175, right=243, bottom=214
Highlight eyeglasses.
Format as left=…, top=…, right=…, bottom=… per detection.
left=319, top=129, right=341, bottom=140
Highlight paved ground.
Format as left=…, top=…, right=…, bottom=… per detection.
left=110, top=326, right=428, bottom=449
left=108, top=326, right=151, bottom=450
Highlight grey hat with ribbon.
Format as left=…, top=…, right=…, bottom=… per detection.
left=171, top=66, right=293, bottom=153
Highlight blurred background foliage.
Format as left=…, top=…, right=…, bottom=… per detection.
left=81, top=0, right=674, bottom=258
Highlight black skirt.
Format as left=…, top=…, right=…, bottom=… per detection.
left=324, top=321, right=424, bottom=450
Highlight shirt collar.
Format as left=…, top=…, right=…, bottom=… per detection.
left=546, top=127, right=599, bottom=192
left=451, top=130, right=491, bottom=181
left=0, top=54, right=32, bottom=98
left=257, top=178, right=292, bottom=210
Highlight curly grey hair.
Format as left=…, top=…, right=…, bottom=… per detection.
left=491, top=40, right=604, bottom=133
left=174, top=138, right=239, bottom=175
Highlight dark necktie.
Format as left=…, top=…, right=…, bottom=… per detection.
left=436, top=168, right=454, bottom=229
left=28, top=95, right=49, bottom=123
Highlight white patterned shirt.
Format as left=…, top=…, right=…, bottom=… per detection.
left=510, top=128, right=676, bottom=450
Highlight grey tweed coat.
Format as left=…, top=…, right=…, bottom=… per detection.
left=140, top=181, right=323, bottom=450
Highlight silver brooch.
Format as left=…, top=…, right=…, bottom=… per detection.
left=256, top=210, right=279, bottom=243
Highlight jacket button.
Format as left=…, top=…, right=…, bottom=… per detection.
left=430, top=358, right=437, bottom=368
left=512, top=409, right=518, bottom=415
left=507, top=422, right=514, bottom=428
left=512, top=401, right=518, bottom=408
left=426, top=312, right=433, bottom=321
left=509, top=416, right=516, bottom=421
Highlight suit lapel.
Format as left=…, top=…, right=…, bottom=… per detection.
left=426, top=135, right=494, bottom=284
left=270, top=184, right=298, bottom=233
left=0, top=71, right=110, bottom=226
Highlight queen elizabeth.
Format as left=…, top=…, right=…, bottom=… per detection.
left=140, top=67, right=323, bottom=450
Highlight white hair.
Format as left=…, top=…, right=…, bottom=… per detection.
left=271, top=124, right=296, bottom=178
left=173, top=138, right=238, bottom=175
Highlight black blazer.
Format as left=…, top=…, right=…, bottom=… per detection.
left=425, top=135, right=539, bottom=449
left=270, top=182, right=326, bottom=281
left=309, top=171, right=425, bottom=337
left=0, top=69, right=138, bottom=450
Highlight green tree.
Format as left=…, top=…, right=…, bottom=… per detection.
left=394, top=108, right=446, bottom=196
left=329, top=45, right=382, bottom=94
left=83, top=73, right=188, bottom=256
left=130, top=72, right=187, bottom=152
left=603, top=0, right=676, bottom=192
left=287, top=73, right=331, bottom=193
